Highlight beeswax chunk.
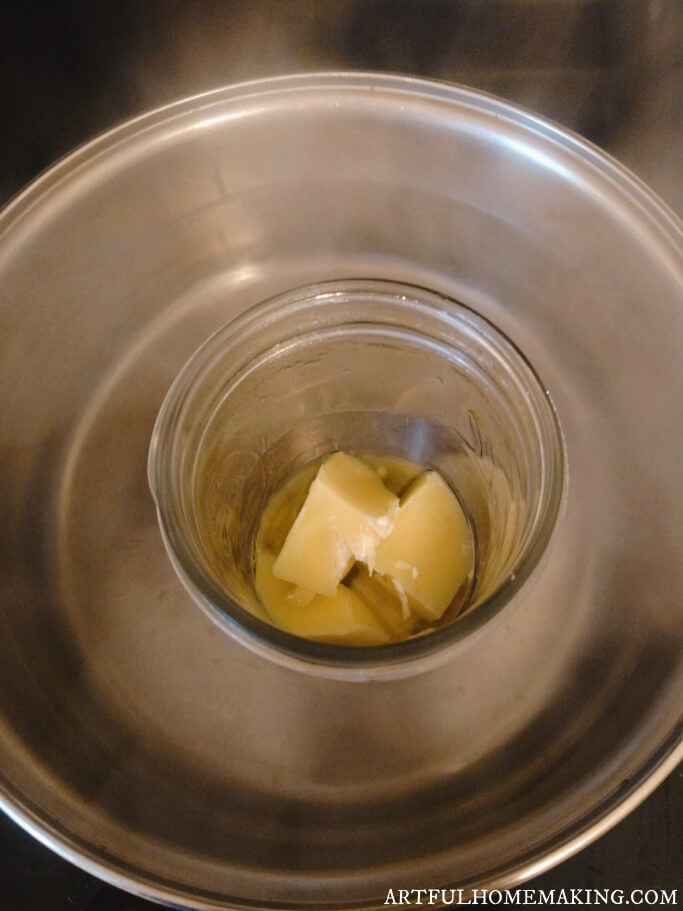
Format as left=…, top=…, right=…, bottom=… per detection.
left=273, top=451, right=398, bottom=595
left=373, top=471, right=473, bottom=621
left=256, top=553, right=392, bottom=645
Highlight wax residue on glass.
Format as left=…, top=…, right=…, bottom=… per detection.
left=254, top=451, right=475, bottom=645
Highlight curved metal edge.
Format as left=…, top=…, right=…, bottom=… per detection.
left=1, top=731, right=681, bottom=910
left=0, top=72, right=681, bottom=252
left=470, top=733, right=683, bottom=897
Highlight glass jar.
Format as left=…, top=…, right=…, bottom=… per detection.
left=148, top=280, right=564, bottom=679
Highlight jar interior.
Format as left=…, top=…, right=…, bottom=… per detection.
left=156, top=284, right=562, bottom=644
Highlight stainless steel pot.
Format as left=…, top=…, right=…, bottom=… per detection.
left=0, top=73, right=681, bottom=909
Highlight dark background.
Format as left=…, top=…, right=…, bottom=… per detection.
left=1, top=1, right=680, bottom=908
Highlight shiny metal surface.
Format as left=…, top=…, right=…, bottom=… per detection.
left=0, top=73, right=681, bottom=909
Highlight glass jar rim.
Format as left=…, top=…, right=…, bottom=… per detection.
left=148, top=279, right=566, bottom=680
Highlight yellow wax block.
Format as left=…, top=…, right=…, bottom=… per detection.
left=373, top=471, right=473, bottom=621
left=255, top=553, right=392, bottom=646
left=273, top=451, right=398, bottom=595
